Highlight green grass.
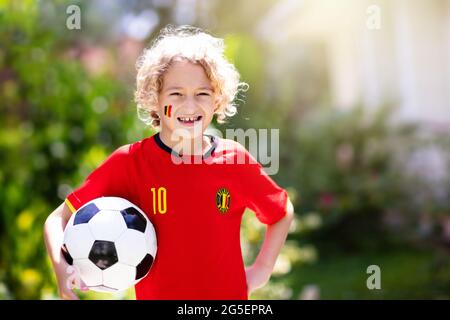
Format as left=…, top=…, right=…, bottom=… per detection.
left=279, top=246, right=450, bottom=299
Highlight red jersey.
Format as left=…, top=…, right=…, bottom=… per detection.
left=65, top=133, right=288, bottom=300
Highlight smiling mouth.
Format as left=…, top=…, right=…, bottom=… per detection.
left=177, top=116, right=202, bottom=125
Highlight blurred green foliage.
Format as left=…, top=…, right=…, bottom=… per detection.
left=0, top=1, right=151, bottom=299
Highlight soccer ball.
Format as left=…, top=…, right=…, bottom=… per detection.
left=62, top=197, right=157, bottom=292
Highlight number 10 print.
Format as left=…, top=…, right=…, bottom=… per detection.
left=150, top=187, right=167, bottom=214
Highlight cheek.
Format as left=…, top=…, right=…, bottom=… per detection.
left=203, top=106, right=215, bottom=119
left=200, top=97, right=215, bottom=110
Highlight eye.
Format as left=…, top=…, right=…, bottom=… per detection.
left=197, top=92, right=211, bottom=96
left=170, top=92, right=182, bottom=96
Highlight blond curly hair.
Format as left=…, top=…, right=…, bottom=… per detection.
left=134, top=25, right=248, bottom=127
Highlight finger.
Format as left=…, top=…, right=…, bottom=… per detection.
left=70, top=279, right=76, bottom=290
left=66, top=290, right=80, bottom=300
left=79, top=279, right=89, bottom=291
left=61, top=290, right=79, bottom=300
left=80, top=285, right=89, bottom=292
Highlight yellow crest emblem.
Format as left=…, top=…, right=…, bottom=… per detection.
left=216, top=188, right=231, bottom=213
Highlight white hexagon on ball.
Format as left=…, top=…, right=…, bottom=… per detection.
left=64, top=224, right=95, bottom=260
left=92, top=197, right=132, bottom=211
left=88, top=210, right=127, bottom=241
left=73, top=259, right=103, bottom=287
left=144, top=223, right=157, bottom=258
left=115, top=230, right=149, bottom=267
left=103, top=263, right=136, bottom=291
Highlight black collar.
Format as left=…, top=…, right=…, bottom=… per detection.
left=153, top=132, right=218, bottom=160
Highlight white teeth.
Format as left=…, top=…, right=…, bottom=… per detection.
left=178, top=116, right=200, bottom=122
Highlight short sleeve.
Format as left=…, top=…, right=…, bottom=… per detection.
left=239, top=148, right=288, bottom=225
left=65, top=145, right=131, bottom=213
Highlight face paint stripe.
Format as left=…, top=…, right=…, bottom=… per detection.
left=164, top=105, right=172, bottom=117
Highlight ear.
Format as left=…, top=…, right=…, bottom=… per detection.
left=150, top=110, right=160, bottom=119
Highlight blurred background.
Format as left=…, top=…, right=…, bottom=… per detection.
left=1, top=0, right=450, bottom=299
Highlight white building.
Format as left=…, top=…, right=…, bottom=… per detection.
left=257, top=0, right=450, bottom=130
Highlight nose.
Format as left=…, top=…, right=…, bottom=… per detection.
left=180, top=96, right=198, bottom=115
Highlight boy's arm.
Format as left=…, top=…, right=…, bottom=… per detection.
left=43, top=202, right=86, bottom=300
left=245, top=198, right=295, bottom=295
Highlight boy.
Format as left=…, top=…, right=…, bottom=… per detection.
left=44, top=25, right=294, bottom=300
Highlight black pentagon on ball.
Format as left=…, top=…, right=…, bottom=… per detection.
left=88, top=240, right=118, bottom=270
left=74, top=203, right=100, bottom=225
left=120, top=207, right=147, bottom=233
left=136, top=254, right=154, bottom=280
left=61, top=244, right=73, bottom=265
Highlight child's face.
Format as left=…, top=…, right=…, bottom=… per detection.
left=158, top=60, right=215, bottom=138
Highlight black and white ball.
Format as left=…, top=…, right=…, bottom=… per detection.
left=62, top=197, right=157, bottom=292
